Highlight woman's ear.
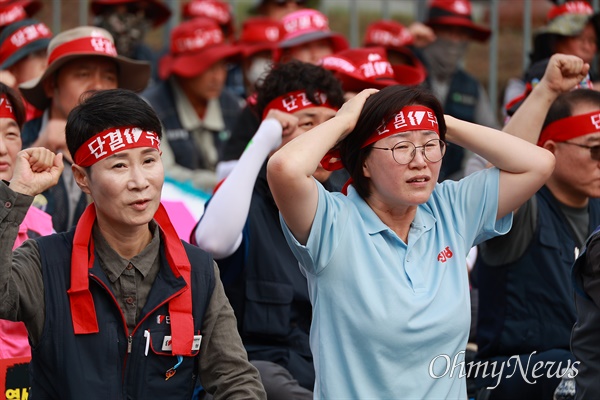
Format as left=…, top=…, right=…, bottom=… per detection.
left=363, top=157, right=371, bottom=178
left=542, top=140, right=558, bottom=155
left=72, top=164, right=91, bottom=195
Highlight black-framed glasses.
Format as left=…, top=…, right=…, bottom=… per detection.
left=371, top=139, right=446, bottom=165
left=561, top=141, right=600, bottom=161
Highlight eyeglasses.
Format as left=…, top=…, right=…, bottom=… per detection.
left=371, top=139, right=446, bottom=165
left=561, top=141, right=600, bottom=161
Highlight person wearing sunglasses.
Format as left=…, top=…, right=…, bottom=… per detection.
left=266, top=74, right=555, bottom=396
left=474, top=54, right=600, bottom=398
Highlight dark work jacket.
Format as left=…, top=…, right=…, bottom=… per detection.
left=476, top=186, right=600, bottom=359
left=142, top=80, right=241, bottom=170
left=217, top=164, right=314, bottom=390
left=571, top=226, right=600, bottom=399
left=31, top=229, right=215, bottom=400
left=434, top=69, right=480, bottom=181
left=21, top=117, right=87, bottom=233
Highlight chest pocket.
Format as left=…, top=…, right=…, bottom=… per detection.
left=244, top=280, right=294, bottom=337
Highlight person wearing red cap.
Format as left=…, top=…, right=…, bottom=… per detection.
left=0, top=18, right=52, bottom=121
left=182, top=0, right=234, bottom=42
left=475, top=54, right=600, bottom=398
left=142, top=17, right=242, bottom=193
left=90, top=0, right=171, bottom=82
left=17, top=26, right=151, bottom=233
left=0, top=83, right=52, bottom=368
left=0, top=88, right=266, bottom=399
left=322, top=46, right=427, bottom=103
left=420, top=0, right=499, bottom=182
left=362, top=20, right=428, bottom=87
left=0, top=0, right=41, bottom=33
left=276, top=9, right=349, bottom=65
left=193, top=60, right=345, bottom=400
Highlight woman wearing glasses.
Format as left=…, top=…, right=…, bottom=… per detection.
left=266, top=84, right=556, bottom=398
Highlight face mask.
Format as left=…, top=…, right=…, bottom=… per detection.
left=96, top=11, right=150, bottom=57
left=422, top=38, right=468, bottom=80
left=246, top=56, right=273, bottom=87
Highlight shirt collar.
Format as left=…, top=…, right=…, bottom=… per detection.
left=346, top=185, right=437, bottom=235
left=171, top=77, right=225, bottom=132
left=93, top=221, right=160, bottom=283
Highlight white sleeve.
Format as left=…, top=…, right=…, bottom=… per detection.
left=194, top=118, right=282, bottom=259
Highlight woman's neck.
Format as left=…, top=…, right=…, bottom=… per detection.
left=366, top=197, right=417, bottom=243
left=96, top=219, right=152, bottom=259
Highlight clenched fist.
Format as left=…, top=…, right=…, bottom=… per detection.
left=9, top=147, right=64, bottom=196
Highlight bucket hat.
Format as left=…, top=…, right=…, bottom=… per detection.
left=0, top=0, right=41, bottom=27
left=19, top=26, right=151, bottom=110
left=425, top=0, right=491, bottom=42
left=237, top=17, right=284, bottom=58
left=158, top=17, right=241, bottom=80
left=182, top=0, right=234, bottom=40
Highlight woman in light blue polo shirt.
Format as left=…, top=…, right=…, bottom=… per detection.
left=266, top=86, right=556, bottom=399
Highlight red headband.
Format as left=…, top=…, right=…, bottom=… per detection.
left=0, top=23, right=51, bottom=65
left=48, top=36, right=117, bottom=66
left=69, top=203, right=195, bottom=356
left=539, top=110, right=600, bottom=146
left=0, top=94, right=16, bottom=121
left=261, top=90, right=338, bottom=120
left=321, top=105, right=439, bottom=171
left=74, top=126, right=161, bottom=167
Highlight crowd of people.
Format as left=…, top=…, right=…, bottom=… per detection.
left=0, top=0, right=599, bottom=399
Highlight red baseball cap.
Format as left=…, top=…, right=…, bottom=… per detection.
left=364, top=20, right=414, bottom=51
left=181, top=0, right=235, bottom=41
left=90, top=0, right=172, bottom=27
left=0, top=0, right=41, bottom=27
left=425, top=0, right=491, bottom=42
left=321, top=47, right=400, bottom=92
left=237, top=17, right=284, bottom=58
left=159, top=17, right=241, bottom=80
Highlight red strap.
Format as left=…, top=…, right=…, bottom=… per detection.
left=68, top=203, right=195, bottom=355
left=68, top=204, right=99, bottom=334
left=153, top=203, right=194, bottom=356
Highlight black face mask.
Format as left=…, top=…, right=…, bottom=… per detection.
left=96, top=10, right=150, bottom=58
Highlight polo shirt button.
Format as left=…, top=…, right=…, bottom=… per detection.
left=126, top=263, right=134, bottom=270
left=4, top=201, right=11, bottom=208
left=126, top=297, right=135, bottom=305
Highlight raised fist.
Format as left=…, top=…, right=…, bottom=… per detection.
left=10, top=148, right=64, bottom=196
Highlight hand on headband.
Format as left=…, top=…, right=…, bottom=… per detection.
left=335, top=88, right=379, bottom=140
left=540, top=53, right=590, bottom=96
left=10, top=147, right=64, bottom=196
left=258, top=109, right=299, bottom=153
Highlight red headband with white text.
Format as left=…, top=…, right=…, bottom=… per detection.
left=321, top=105, right=439, bottom=171
left=73, top=126, right=161, bottom=167
left=48, top=36, right=117, bottom=66
left=262, top=90, right=338, bottom=120
left=0, top=94, right=16, bottom=121
left=538, top=110, right=600, bottom=146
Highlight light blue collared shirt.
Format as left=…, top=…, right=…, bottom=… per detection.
left=281, top=167, right=512, bottom=399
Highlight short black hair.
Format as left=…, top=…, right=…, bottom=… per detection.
left=66, top=89, right=162, bottom=158
left=254, top=60, right=345, bottom=117
left=542, top=89, right=600, bottom=131
left=339, top=85, right=446, bottom=200
left=0, top=82, right=26, bottom=129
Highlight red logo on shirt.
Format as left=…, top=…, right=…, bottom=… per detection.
left=156, top=315, right=171, bottom=324
left=437, top=246, right=454, bottom=263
